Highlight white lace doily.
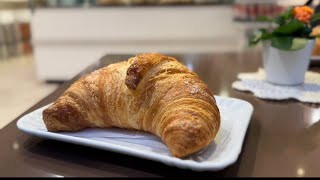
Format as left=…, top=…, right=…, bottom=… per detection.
left=232, top=68, right=320, bottom=103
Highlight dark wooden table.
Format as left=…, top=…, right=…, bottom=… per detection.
left=1, top=51, right=320, bottom=177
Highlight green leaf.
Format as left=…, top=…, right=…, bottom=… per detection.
left=275, top=16, right=286, bottom=25
left=282, top=7, right=293, bottom=20
left=248, top=30, right=273, bottom=46
left=300, top=26, right=312, bottom=38
left=271, top=37, right=308, bottom=51
left=311, top=12, right=320, bottom=22
left=291, top=38, right=309, bottom=50
left=273, top=20, right=305, bottom=35
left=271, top=37, right=292, bottom=50
left=256, top=15, right=274, bottom=22
left=275, top=7, right=293, bottom=25
left=249, top=30, right=262, bottom=46
left=261, top=31, right=273, bottom=40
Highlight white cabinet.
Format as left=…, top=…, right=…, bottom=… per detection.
left=32, top=6, right=244, bottom=81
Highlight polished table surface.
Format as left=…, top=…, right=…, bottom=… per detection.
left=1, top=51, right=320, bottom=177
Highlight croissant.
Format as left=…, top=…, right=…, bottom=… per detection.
left=43, top=53, right=220, bottom=158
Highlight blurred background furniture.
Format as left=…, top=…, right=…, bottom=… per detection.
left=31, top=1, right=241, bottom=81
left=0, top=0, right=311, bottom=81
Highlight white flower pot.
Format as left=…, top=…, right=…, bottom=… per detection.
left=262, top=40, right=314, bottom=86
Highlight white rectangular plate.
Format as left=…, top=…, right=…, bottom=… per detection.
left=16, top=96, right=253, bottom=171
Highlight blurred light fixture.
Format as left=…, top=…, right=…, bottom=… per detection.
left=297, top=167, right=305, bottom=177
left=12, top=141, right=19, bottom=151
left=307, top=109, right=320, bottom=128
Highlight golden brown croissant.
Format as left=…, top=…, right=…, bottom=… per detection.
left=43, top=53, right=220, bottom=158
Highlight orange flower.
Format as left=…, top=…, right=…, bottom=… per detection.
left=293, top=6, right=314, bottom=24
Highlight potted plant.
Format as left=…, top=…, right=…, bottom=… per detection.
left=249, top=6, right=320, bottom=86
